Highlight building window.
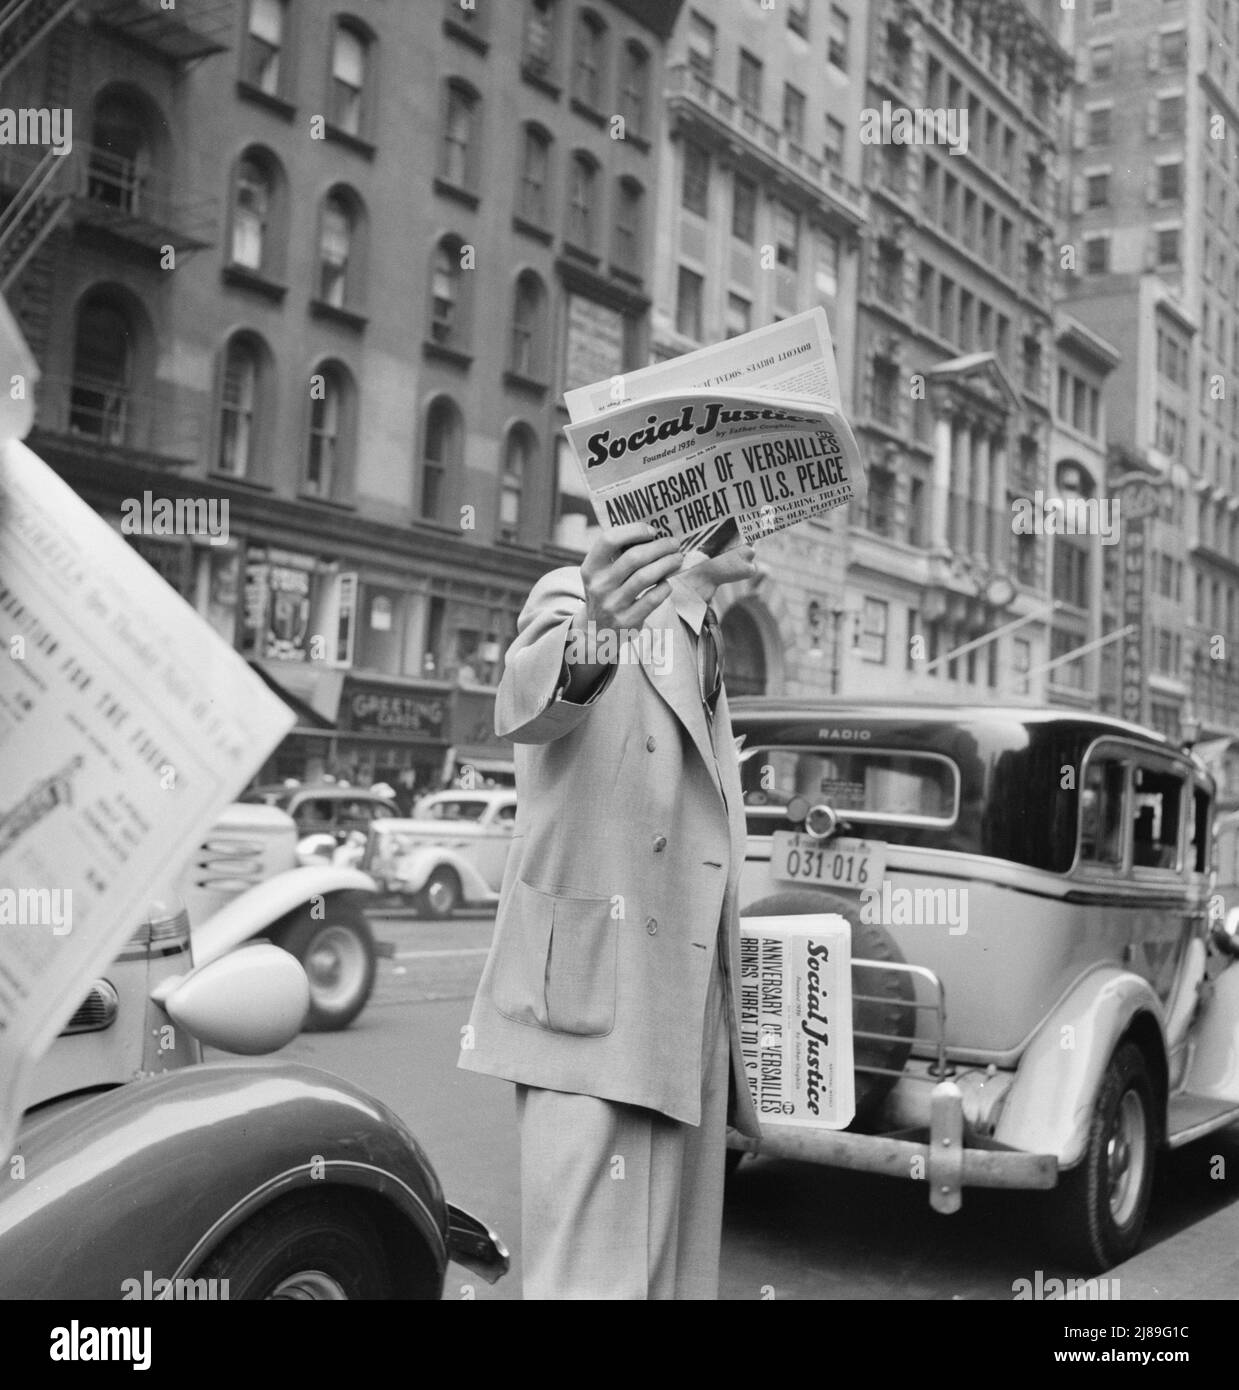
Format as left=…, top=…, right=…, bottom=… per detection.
left=1157, top=160, right=1183, bottom=200
left=1084, top=234, right=1110, bottom=273
left=860, top=598, right=888, bottom=662
left=731, top=174, right=756, bottom=242
left=517, top=124, right=551, bottom=225
left=774, top=201, right=799, bottom=269
left=1157, top=93, right=1184, bottom=135
left=243, top=0, right=286, bottom=96
left=620, top=41, right=649, bottom=134
left=828, top=4, right=849, bottom=70
left=430, top=236, right=466, bottom=346
left=566, top=152, right=597, bottom=249
left=1086, top=170, right=1110, bottom=207
left=725, top=293, right=751, bottom=339
left=613, top=177, right=643, bottom=274
left=783, top=83, right=805, bottom=144
left=815, top=229, right=839, bottom=298
left=440, top=81, right=479, bottom=191
left=1090, top=41, right=1114, bottom=80
left=866, top=466, right=895, bottom=536
left=1087, top=105, right=1112, bottom=144
left=318, top=191, right=355, bottom=308
left=872, top=357, right=899, bottom=426
left=218, top=334, right=264, bottom=477
left=230, top=152, right=276, bottom=271
left=330, top=23, right=369, bottom=137
left=573, top=9, right=606, bottom=108
left=1022, top=334, right=1042, bottom=393
left=1157, top=226, right=1181, bottom=266
left=1093, top=0, right=1114, bottom=16
left=523, top=0, right=557, bottom=71
left=510, top=270, right=547, bottom=378
left=823, top=114, right=844, bottom=166
left=682, top=139, right=709, bottom=216
left=70, top=293, right=135, bottom=444
left=875, top=239, right=903, bottom=304
left=788, top=0, right=810, bottom=37
left=306, top=364, right=352, bottom=499
left=916, top=261, right=933, bottom=326
left=676, top=266, right=704, bottom=339
left=500, top=426, right=531, bottom=541
left=687, top=10, right=716, bottom=80
left=1159, top=28, right=1187, bottom=68
left=738, top=49, right=763, bottom=114
left=421, top=397, right=461, bottom=522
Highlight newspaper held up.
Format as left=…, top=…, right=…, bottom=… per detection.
left=562, top=308, right=864, bottom=567
left=740, top=914, right=855, bottom=1131
left=0, top=437, right=294, bottom=1161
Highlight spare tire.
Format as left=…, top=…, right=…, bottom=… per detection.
left=741, top=888, right=916, bottom=1127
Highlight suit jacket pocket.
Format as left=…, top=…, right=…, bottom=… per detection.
left=492, top=881, right=616, bottom=1036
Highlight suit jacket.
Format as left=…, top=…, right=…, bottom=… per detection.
left=458, top=565, right=761, bottom=1137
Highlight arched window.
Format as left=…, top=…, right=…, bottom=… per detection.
left=524, top=0, right=558, bottom=69
left=720, top=604, right=768, bottom=696
left=229, top=148, right=285, bottom=274
left=440, top=80, right=480, bottom=191
left=566, top=152, right=598, bottom=251
left=305, top=361, right=354, bottom=498
left=510, top=270, right=547, bottom=379
left=620, top=40, right=649, bottom=135
left=614, top=176, right=643, bottom=274
left=422, top=397, right=462, bottom=522
left=430, top=233, right=471, bottom=349
left=518, top=123, right=552, bottom=225
left=331, top=21, right=371, bottom=136
left=88, top=92, right=156, bottom=213
left=573, top=9, right=607, bottom=108
left=501, top=425, right=535, bottom=542
left=217, top=333, right=271, bottom=478
left=244, top=0, right=287, bottom=96
left=70, top=293, right=134, bottom=443
left=317, top=187, right=365, bottom=309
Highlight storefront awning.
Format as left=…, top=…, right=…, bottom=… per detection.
left=250, top=661, right=345, bottom=729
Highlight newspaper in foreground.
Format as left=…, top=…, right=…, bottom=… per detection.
left=0, top=437, right=295, bottom=1161
left=562, top=309, right=865, bottom=564
left=740, top=915, right=856, bottom=1130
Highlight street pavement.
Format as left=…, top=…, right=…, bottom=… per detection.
left=231, top=909, right=1239, bottom=1301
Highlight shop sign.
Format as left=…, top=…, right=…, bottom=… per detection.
left=344, top=681, right=447, bottom=739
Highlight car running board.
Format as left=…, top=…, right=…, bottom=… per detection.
left=1165, top=1093, right=1239, bottom=1149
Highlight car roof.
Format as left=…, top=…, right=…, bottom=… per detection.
left=249, top=784, right=393, bottom=800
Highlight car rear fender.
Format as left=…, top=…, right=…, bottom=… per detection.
left=0, top=1062, right=447, bottom=1300
left=393, top=847, right=493, bottom=901
left=993, top=967, right=1166, bottom=1170
left=192, top=868, right=377, bottom=967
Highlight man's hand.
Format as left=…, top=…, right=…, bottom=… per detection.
left=559, top=524, right=682, bottom=702
left=581, top=522, right=683, bottom=631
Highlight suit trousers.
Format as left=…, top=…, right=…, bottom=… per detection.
left=514, top=932, right=731, bottom=1300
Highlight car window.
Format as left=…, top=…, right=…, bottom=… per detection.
left=495, top=803, right=518, bottom=822
left=296, top=798, right=336, bottom=827
left=426, top=799, right=488, bottom=821
left=1131, top=765, right=1184, bottom=871
left=1079, top=758, right=1125, bottom=868
left=740, top=747, right=957, bottom=825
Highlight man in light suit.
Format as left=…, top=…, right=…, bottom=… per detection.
left=459, top=521, right=762, bottom=1300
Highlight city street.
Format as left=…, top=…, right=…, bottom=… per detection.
left=234, top=910, right=1239, bottom=1302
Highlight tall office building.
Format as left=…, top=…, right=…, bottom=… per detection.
left=650, top=0, right=868, bottom=696
left=0, top=0, right=682, bottom=791
left=837, top=0, right=1072, bottom=704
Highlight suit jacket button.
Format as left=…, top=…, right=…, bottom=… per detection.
left=645, top=917, right=658, bottom=935
left=653, top=835, right=667, bottom=852
left=646, top=735, right=657, bottom=752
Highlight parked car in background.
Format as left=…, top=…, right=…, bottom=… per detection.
left=240, top=783, right=400, bottom=845
left=728, top=699, right=1239, bottom=1273
left=361, top=790, right=519, bottom=918
left=2, top=898, right=508, bottom=1299
left=178, top=801, right=379, bottom=1031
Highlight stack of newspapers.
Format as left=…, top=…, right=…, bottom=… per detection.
left=562, top=307, right=866, bottom=567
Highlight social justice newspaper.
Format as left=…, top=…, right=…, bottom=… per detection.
left=0, top=301, right=294, bottom=1159
left=739, top=915, right=855, bottom=1130
left=562, top=308, right=865, bottom=567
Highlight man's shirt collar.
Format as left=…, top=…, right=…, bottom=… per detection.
left=668, top=575, right=708, bottom=635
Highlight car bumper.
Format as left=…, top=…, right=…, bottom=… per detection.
left=446, top=1204, right=510, bottom=1284
left=728, top=1078, right=1058, bottom=1213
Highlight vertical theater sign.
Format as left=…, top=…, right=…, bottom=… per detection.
left=1112, top=473, right=1168, bottom=727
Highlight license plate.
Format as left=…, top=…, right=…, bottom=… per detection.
left=771, top=832, right=885, bottom=892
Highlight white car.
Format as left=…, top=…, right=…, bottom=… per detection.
left=360, top=790, right=518, bottom=918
